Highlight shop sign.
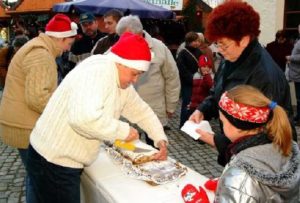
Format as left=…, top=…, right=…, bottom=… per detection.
left=143, top=0, right=183, bottom=11
left=0, top=0, right=23, bottom=11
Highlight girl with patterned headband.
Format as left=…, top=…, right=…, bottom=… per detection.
left=210, top=85, right=300, bottom=202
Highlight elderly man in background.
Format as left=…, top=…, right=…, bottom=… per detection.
left=91, top=9, right=123, bottom=55
left=0, top=14, right=77, bottom=203
left=27, top=32, right=168, bottom=203
left=116, top=15, right=180, bottom=147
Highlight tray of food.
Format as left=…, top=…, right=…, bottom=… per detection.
left=103, top=141, right=187, bottom=185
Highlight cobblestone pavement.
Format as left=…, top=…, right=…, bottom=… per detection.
left=0, top=104, right=300, bottom=203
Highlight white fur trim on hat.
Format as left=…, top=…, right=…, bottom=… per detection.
left=107, top=52, right=150, bottom=71
left=46, top=22, right=78, bottom=38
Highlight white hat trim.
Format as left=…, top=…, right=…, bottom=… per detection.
left=45, top=29, right=77, bottom=38
left=107, top=52, right=150, bottom=71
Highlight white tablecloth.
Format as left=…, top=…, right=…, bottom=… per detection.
left=81, top=146, right=215, bottom=203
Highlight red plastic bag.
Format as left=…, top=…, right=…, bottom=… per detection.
left=181, top=184, right=209, bottom=203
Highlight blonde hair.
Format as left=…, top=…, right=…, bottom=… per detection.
left=197, top=32, right=205, bottom=43
left=226, top=85, right=292, bottom=156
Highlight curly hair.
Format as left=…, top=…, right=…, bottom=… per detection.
left=205, top=1, right=260, bottom=42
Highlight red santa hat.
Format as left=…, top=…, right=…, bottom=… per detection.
left=109, top=32, right=151, bottom=71
left=45, top=14, right=78, bottom=38
left=198, top=55, right=213, bottom=68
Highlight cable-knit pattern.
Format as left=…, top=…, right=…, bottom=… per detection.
left=0, top=33, right=59, bottom=148
left=30, top=55, right=167, bottom=168
left=23, top=48, right=57, bottom=113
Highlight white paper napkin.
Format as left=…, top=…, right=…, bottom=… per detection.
left=180, top=120, right=214, bottom=140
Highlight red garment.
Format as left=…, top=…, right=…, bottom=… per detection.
left=189, top=72, right=213, bottom=109
left=204, top=178, right=219, bottom=192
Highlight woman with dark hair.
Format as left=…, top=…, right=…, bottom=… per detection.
left=189, top=1, right=295, bottom=166
left=176, top=31, right=202, bottom=127
left=266, top=30, right=293, bottom=72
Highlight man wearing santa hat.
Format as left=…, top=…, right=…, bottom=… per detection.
left=115, top=15, right=180, bottom=147
left=0, top=14, right=78, bottom=203
left=27, top=32, right=168, bottom=203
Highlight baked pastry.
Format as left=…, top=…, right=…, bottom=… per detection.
left=113, top=140, right=156, bottom=164
left=104, top=143, right=187, bottom=185
left=118, top=147, right=156, bottom=165
left=131, top=154, right=154, bottom=165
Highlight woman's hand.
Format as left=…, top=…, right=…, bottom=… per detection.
left=196, top=129, right=215, bottom=147
left=151, top=140, right=168, bottom=161
left=189, top=109, right=204, bottom=123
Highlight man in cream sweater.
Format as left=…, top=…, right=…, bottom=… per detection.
left=27, top=32, right=168, bottom=203
left=116, top=15, right=180, bottom=147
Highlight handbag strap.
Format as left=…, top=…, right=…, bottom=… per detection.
left=183, top=48, right=199, bottom=64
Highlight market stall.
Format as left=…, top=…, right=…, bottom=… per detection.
left=52, top=0, right=175, bottom=19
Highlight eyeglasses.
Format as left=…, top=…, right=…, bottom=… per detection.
left=214, top=41, right=235, bottom=51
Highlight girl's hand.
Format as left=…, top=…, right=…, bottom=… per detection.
left=196, top=129, right=215, bottom=147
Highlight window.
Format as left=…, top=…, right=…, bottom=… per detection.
left=284, top=0, right=300, bottom=40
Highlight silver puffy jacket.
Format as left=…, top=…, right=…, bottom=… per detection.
left=215, top=143, right=300, bottom=203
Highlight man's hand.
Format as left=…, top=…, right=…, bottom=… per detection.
left=196, top=129, right=215, bottom=147
left=189, top=109, right=204, bottom=124
left=151, top=140, right=167, bottom=160
left=124, top=127, right=139, bottom=142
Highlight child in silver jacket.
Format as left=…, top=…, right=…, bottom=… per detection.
left=199, top=85, right=300, bottom=202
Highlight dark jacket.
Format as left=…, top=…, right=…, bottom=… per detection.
left=177, top=46, right=202, bottom=127
left=91, top=34, right=119, bottom=55
left=69, top=32, right=105, bottom=69
left=198, top=39, right=295, bottom=166
left=266, top=40, right=293, bottom=72
left=176, top=46, right=202, bottom=87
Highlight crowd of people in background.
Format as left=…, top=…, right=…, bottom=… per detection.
left=0, top=0, right=299, bottom=202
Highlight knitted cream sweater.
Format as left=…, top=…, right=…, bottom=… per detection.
left=30, top=54, right=168, bottom=168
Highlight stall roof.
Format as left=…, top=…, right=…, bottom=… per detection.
left=52, top=0, right=175, bottom=19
